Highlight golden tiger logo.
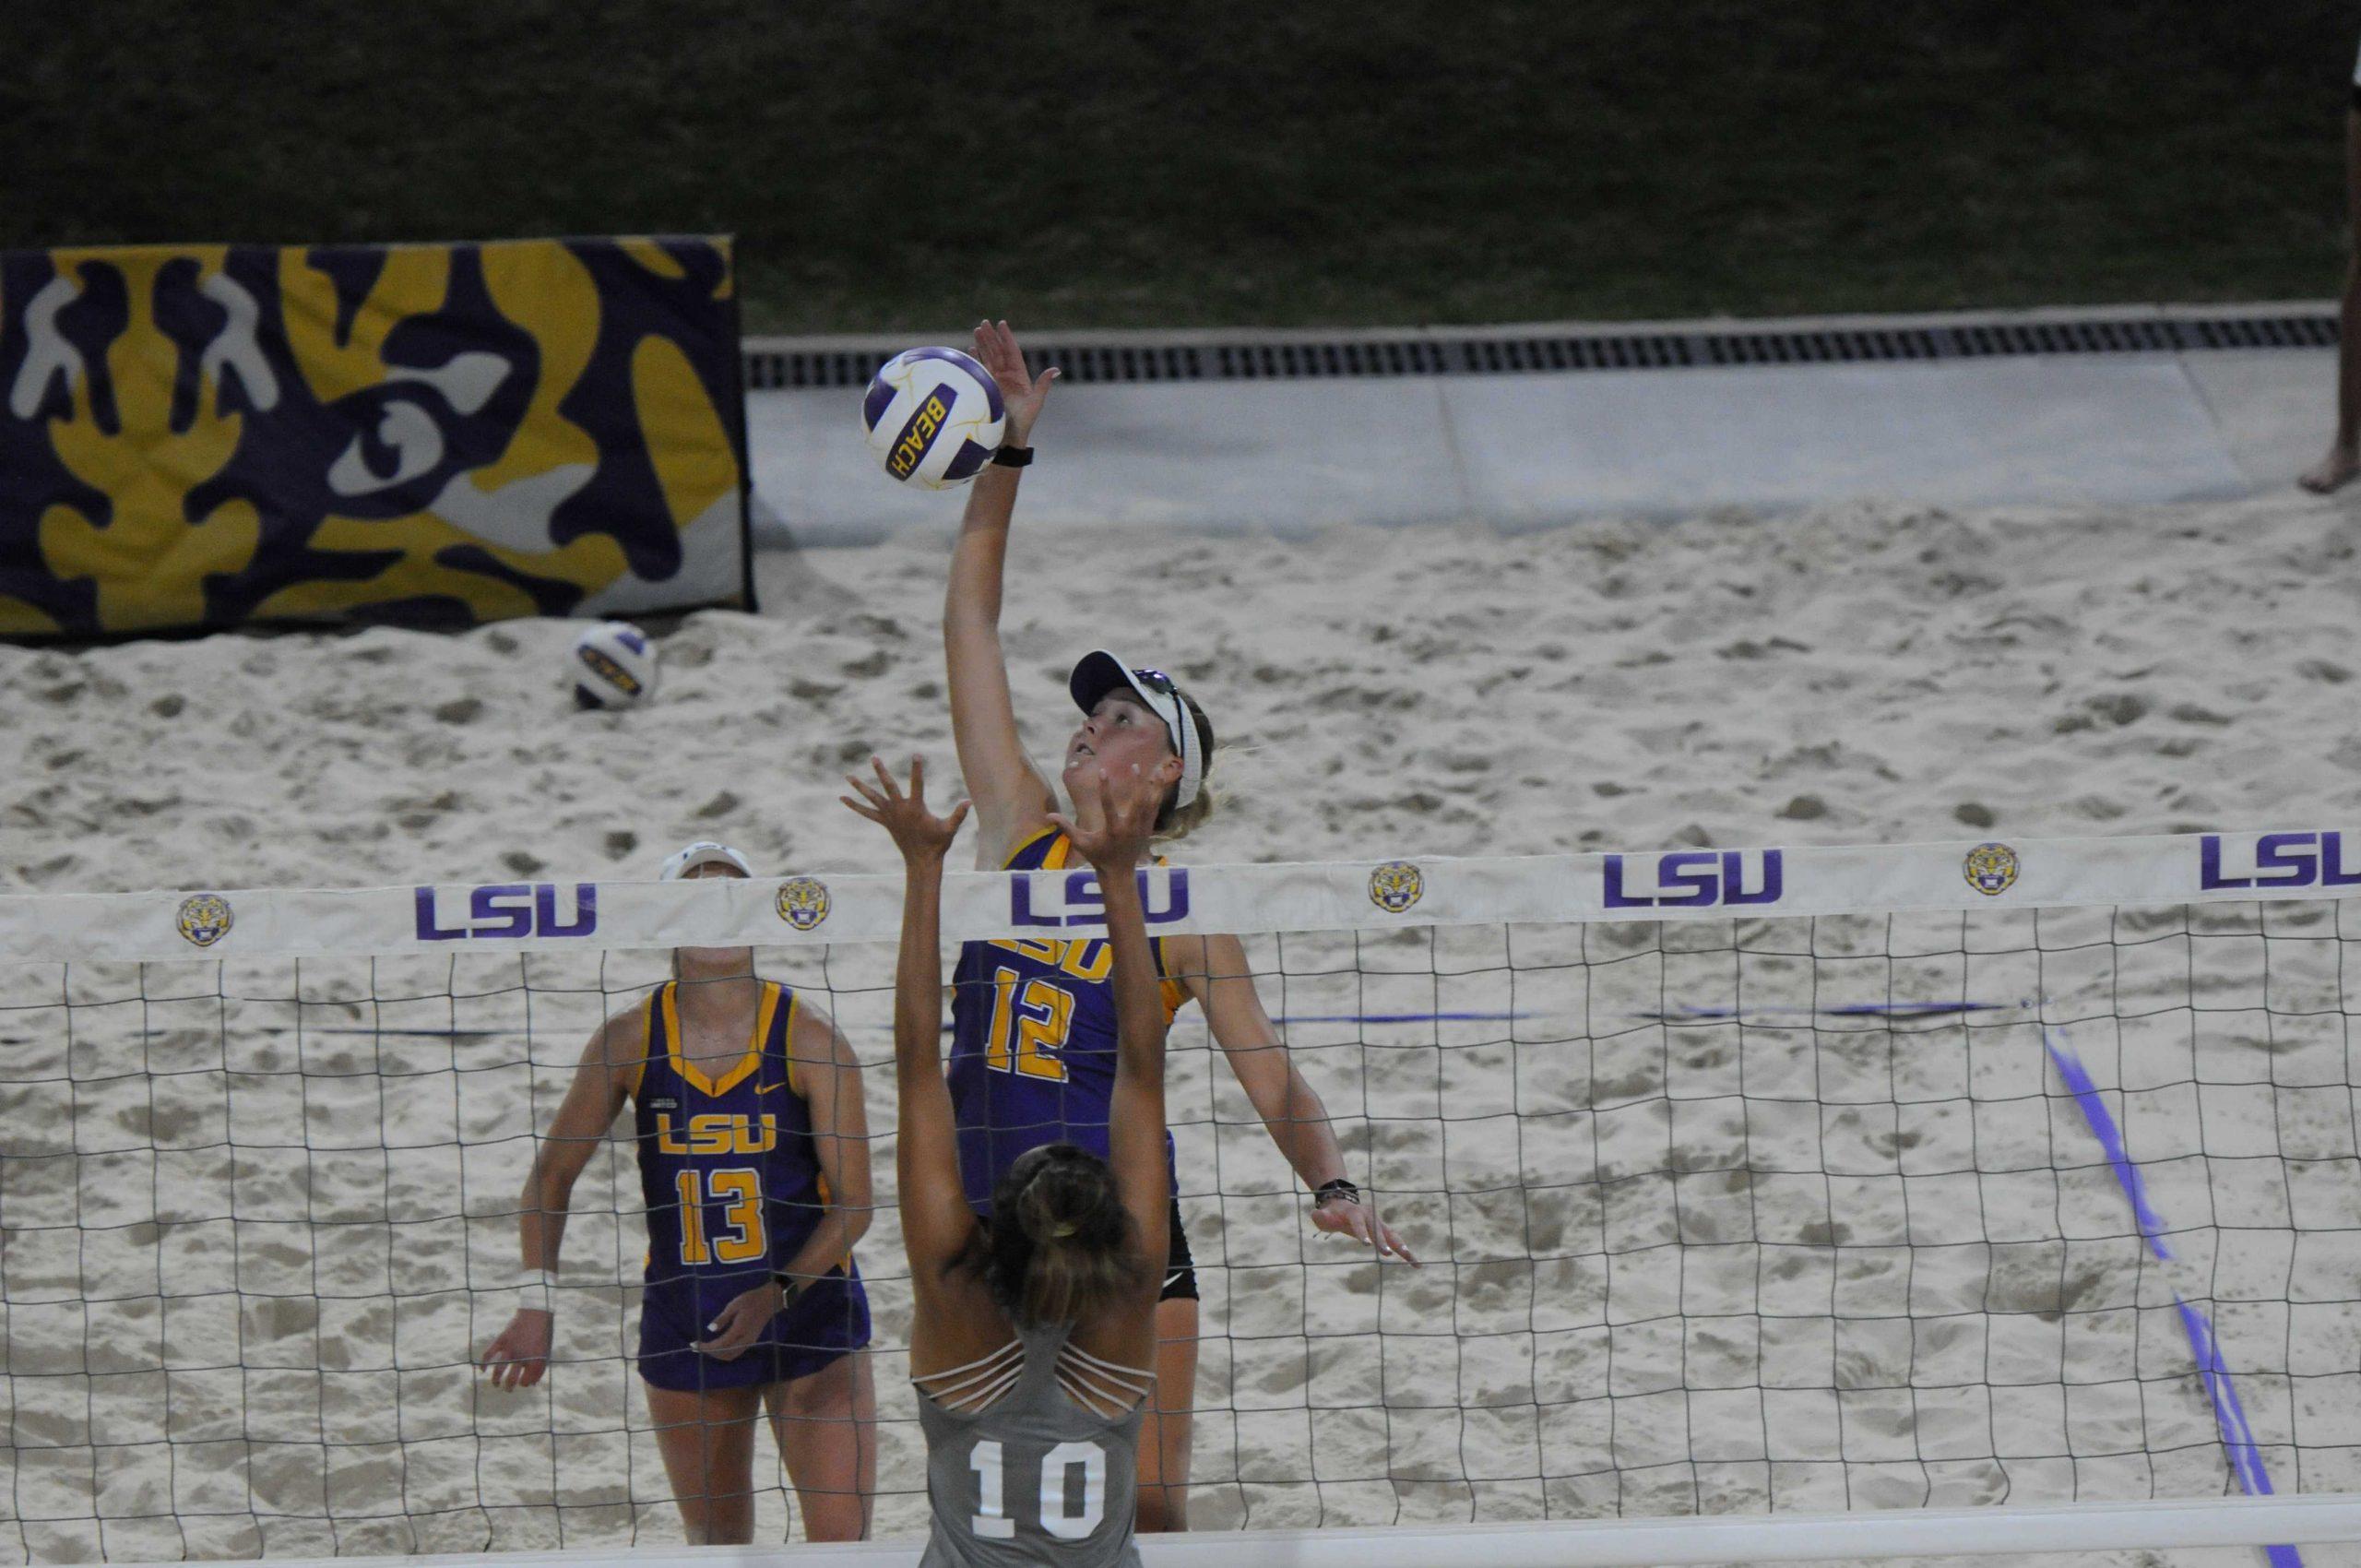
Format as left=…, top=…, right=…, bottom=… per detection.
left=776, top=876, right=831, bottom=932
left=0, top=237, right=744, bottom=636
left=1964, top=842, right=2020, bottom=897
left=1369, top=861, right=1424, bottom=914
left=176, top=894, right=234, bottom=948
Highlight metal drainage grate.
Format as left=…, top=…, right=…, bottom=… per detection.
left=743, top=311, right=2338, bottom=390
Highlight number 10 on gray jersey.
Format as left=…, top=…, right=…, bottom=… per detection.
left=969, top=1438, right=1108, bottom=1541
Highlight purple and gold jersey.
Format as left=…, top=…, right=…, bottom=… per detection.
left=627, top=980, right=869, bottom=1390
left=948, top=829, right=1191, bottom=1213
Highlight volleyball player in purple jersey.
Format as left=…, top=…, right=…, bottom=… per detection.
left=478, top=845, right=876, bottom=1543
left=940, top=321, right=1418, bottom=1531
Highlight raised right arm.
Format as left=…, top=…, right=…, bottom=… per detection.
left=946, top=321, right=1061, bottom=863
left=840, top=757, right=980, bottom=1280
left=890, top=847, right=985, bottom=1276
left=1050, top=767, right=1170, bottom=1279
left=947, top=468, right=1055, bottom=860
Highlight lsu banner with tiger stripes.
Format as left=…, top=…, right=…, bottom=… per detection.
left=0, top=235, right=751, bottom=637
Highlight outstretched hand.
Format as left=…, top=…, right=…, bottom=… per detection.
left=975, top=319, right=1058, bottom=446
left=1311, top=1194, right=1420, bottom=1266
left=842, top=756, right=969, bottom=862
left=1049, top=762, right=1160, bottom=874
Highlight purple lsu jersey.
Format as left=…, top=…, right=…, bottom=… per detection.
left=949, top=829, right=1191, bottom=1213
left=628, top=980, right=869, bottom=1390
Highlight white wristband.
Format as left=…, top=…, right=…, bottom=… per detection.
left=520, top=1269, right=558, bottom=1315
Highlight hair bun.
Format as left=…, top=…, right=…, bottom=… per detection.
left=987, top=1142, right=1145, bottom=1327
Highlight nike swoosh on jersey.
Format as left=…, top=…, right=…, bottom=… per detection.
left=755, top=1081, right=787, bottom=1095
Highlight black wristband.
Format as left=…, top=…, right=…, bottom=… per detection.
left=773, top=1271, right=806, bottom=1303
left=991, top=444, right=1034, bottom=468
left=1314, top=1178, right=1360, bottom=1208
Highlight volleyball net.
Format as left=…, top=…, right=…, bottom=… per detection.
left=6, top=829, right=2361, bottom=1564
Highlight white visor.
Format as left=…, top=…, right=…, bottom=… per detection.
left=1068, top=649, right=1203, bottom=813
left=659, top=841, right=753, bottom=881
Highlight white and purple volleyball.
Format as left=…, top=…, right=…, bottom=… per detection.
left=861, top=347, right=1006, bottom=490
left=569, top=621, right=658, bottom=710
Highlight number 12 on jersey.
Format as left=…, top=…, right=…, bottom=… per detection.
left=969, top=1437, right=1105, bottom=1540
left=986, top=967, right=1075, bottom=1083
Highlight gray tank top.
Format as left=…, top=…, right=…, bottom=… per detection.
left=916, top=1320, right=1152, bottom=1568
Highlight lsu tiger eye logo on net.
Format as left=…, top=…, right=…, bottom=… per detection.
left=1370, top=861, right=1424, bottom=913
left=1962, top=842, right=2020, bottom=897
left=776, top=877, right=832, bottom=932
left=176, top=894, right=234, bottom=948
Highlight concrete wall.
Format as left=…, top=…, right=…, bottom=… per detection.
left=747, top=318, right=2335, bottom=546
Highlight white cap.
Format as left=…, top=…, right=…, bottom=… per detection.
left=1068, top=650, right=1204, bottom=812
left=659, top=841, right=753, bottom=881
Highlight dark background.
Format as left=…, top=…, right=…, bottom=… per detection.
left=6, top=2, right=2353, bottom=333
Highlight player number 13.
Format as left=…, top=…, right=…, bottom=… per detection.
left=968, top=1437, right=1106, bottom=1540
left=674, top=1167, right=765, bottom=1265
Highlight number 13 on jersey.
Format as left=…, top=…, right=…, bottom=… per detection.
left=674, top=1167, right=764, bottom=1265
left=969, top=1437, right=1105, bottom=1540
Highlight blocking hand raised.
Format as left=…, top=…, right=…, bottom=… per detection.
left=1049, top=761, right=1161, bottom=873
left=842, top=755, right=969, bottom=861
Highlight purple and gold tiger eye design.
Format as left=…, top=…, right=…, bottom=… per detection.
left=0, top=236, right=749, bottom=637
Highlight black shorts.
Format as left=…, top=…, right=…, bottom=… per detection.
left=1160, top=1195, right=1198, bottom=1302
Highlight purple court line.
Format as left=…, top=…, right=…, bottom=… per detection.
left=2043, top=1038, right=2175, bottom=1254
left=1275, top=1012, right=1526, bottom=1025
left=1639, top=1001, right=2009, bottom=1021
left=948, top=1011, right=1531, bottom=1029
left=2045, top=1026, right=2302, bottom=1568
left=315, top=1013, right=1534, bottom=1038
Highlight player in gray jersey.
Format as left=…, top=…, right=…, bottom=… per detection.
left=844, top=754, right=1170, bottom=1568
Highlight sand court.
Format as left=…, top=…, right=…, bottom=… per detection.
left=9, top=457, right=2361, bottom=1562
